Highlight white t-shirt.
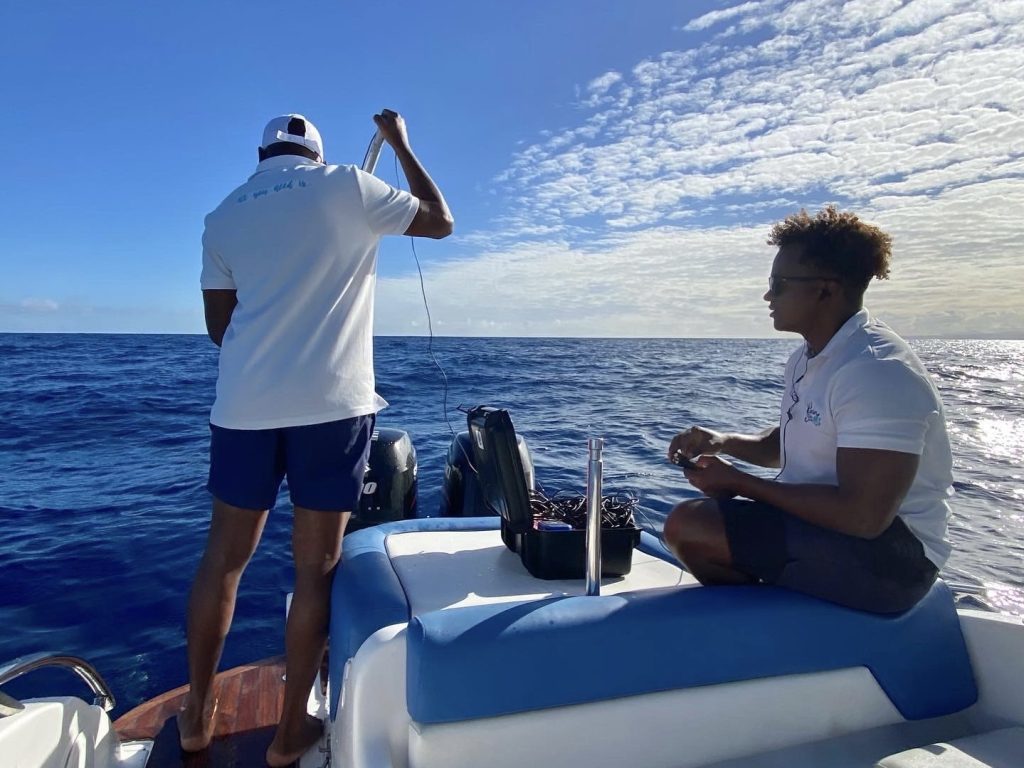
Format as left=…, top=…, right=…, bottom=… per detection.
left=200, top=155, right=419, bottom=430
left=777, top=309, right=954, bottom=567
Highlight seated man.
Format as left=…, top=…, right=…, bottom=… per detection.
left=664, top=206, right=953, bottom=614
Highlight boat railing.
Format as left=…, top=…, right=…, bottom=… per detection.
left=0, top=652, right=116, bottom=713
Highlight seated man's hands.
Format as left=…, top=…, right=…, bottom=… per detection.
left=668, top=426, right=725, bottom=463
left=682, top=455, right=744, bottom=501
left=670, top=427, right=748, bottom=500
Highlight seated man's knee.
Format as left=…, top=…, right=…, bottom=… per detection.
left=664, top=499, right=709, bottom=546
left=663, top=498, right=725, bottom=559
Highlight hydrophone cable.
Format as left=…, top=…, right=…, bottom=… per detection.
left=394, top=152, right=457, bottom=443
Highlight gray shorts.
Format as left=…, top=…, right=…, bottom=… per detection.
left=719, top=499, right=938, bottom=614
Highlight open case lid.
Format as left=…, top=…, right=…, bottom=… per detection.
left=466, top=406, right=533, bottom=533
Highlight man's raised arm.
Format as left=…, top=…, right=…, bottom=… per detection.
left=373, top=109, right=454, bottom=239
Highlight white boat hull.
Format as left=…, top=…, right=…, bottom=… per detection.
left=327, top=519, right=1024, bottom=768
left=4, top=520, right=1021, bottom=768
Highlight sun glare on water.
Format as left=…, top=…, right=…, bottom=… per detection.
left=975, top=418, right=1024, bottom=465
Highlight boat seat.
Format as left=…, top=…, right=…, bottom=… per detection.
left=331, top=519, right=977, bottom=724
left=407, top=580, right=977, bottom=724
left=328, top=516, right=685, bottom=715
left=875, top=727, right=1024, bottom=767
left=330, top=518, right=504, bottom=715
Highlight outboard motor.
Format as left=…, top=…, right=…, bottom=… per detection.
left=350, top=427, right=417, bottom=533
left=439, top=430, right=535, bottom=517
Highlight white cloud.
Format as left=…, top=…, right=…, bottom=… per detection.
left=378, top=173, right=1024, bottom=338
left=403, top=0, right=1024, bottom=337
left=0, top=299, right=202, bottom=332
left=586, top=71, right=622, bottom=97
left=378, top=225, right=778, bottom=338
left=682, top=1, right=770, bottom=32
left=19, top=298, right=60, bottom=312
left=498, top=0, right=1024, bottom=234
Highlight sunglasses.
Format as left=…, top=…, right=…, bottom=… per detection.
left=767, top=275, right=839, bottom=297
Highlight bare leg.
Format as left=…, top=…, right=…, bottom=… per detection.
left=266, top=506, right=349, bottom=768
left=662, top=498, right=755, bottom=585
left=178, top=498, right=268, bottom=752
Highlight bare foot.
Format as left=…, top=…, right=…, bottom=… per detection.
left=265, top=714, right=323, bottom=767
left=177, top=694, right=218, bottom=752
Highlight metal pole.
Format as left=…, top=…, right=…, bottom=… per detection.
left=361, top=130, right=385, bottom=174
left=585, top=437, right=604, bottom=596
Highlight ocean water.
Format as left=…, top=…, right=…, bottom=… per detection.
left=0, top=333, right=1021, bottom=715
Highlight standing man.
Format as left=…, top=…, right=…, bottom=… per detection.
left=179, top=110, right=452, bottom=766
left=664, top=205, right=953, bottom=614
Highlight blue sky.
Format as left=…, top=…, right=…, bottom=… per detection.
left=2, top=0, right=1022, bottom=337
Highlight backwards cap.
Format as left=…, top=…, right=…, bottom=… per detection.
left=260, top=114, right=324, bottom=160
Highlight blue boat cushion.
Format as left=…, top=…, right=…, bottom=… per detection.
left=406, top=581, right=977, bottom=724
left=328, top=517, right=501, bottom=716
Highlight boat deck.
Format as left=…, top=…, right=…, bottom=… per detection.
left=113, top=657, right=291, bottom=767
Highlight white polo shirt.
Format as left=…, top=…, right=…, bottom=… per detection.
left=777, top=309, right=954, bottom=567
left=200, top=156, right=419, bottom=430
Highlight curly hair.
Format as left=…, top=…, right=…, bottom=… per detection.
left=768, top=205, right=891, bottom=294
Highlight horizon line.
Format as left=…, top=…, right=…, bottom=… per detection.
left=2, top=331, right=1022, bottom=342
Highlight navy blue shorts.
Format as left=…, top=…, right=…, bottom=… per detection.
left=208, top=415, right=375, bottom=512
left=719, top=499, right=938, bottom=614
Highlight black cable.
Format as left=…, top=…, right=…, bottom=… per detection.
left=529, top=488, right=638, bottom=529
left=776, top=350, right=809, bottom=479
left=394, top=152, right=457, bottom=443
left=387, top=156, right=661, bottom=531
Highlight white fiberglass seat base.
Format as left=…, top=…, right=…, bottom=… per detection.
left=0, top=696, right=123, bottom=768
left=878, top=727, right=1024, bottom=767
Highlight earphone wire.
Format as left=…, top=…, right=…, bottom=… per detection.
left=776, top=348, right=809, bottom=479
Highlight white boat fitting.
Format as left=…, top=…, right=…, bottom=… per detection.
left=0, top=653, right=152, bottom=768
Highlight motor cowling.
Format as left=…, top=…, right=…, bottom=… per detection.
left=350, top=428, right=417, bottom=533
left=439, top=431, right=535, bottom=517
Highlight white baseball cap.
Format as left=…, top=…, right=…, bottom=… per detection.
left=260, top=114, right=324, bottom=160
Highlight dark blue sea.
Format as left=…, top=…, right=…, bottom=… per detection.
left=1, top=334, right=1022, bottom=716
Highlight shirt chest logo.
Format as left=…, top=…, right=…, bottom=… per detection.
left=804, top=403, right=822, bottom=426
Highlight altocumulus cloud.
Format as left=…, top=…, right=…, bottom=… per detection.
left=18, top=298, right=60, bottom=312
left=379, top=0, right=1024, bottom=338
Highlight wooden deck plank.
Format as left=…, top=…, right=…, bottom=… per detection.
left=257, top=660, right=285, bottom=728
left=236, top=660, right=260, bottom=733
left=113, top=657, right=286, bottom=744
left=214, top=667, right=243, bottom=737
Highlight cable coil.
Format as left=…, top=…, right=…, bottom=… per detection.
left=529, top=489, right=637, bottom=530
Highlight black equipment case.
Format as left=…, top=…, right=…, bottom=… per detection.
left=465, top=406, right=639, bottom=579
